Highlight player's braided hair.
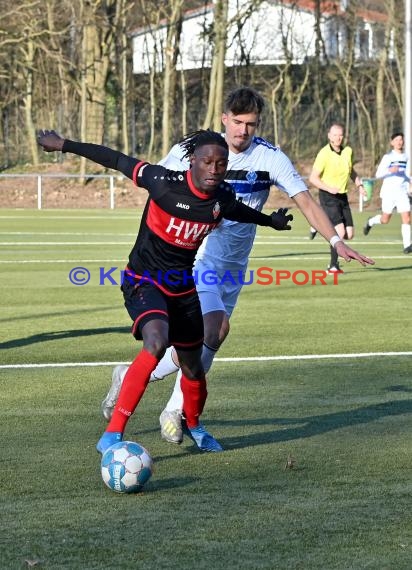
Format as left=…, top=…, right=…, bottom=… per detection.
left=178, top=129, right=228, bottom=159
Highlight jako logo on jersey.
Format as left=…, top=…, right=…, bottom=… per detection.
left=212, top=201, right=221, bottom=219
left=176, top=202, right=190, bottom=209
left=165, top=217, right=213, bottom=242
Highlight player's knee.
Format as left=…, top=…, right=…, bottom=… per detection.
left=204, top=323, right=228, bottom=350
left=143, top=333, right=168, bottom=359
left=204, top=331, right=220, bottom=351
left=204, top=314, right=230, bottom=348
left=180, top=361, right=204, bottom=380
left=344, top=228, right=354, bottom=240
left=219, top=318, right=230, bottom=343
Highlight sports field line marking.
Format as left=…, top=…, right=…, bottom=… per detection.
left=0, top=215, right=139, bottom=220
left=0, top=238, right=401, bottom=246
left=2, top=351, right=411, bottom=369
left=0, top=255, right=406, bottom=264
left=0, top=240, right=403, bottom=247
left=0, top=232, right=136, bottom=236
left=1, top=241, right=318, bottom=246
left=0, top=259, right=125, bottom=264
left=0, top=242, right=131, bottom=246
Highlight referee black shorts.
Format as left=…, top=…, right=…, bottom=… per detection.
left=319, top=190, right=354, bottom=227
left=121, top=279, right=204, bottom=350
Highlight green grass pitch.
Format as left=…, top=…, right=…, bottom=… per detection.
left=0, top=207, right=411, bottom=569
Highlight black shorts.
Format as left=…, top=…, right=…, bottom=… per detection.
left=121, top=279, right=204, bottom=350
left=319, top=190, right=354, bottom=227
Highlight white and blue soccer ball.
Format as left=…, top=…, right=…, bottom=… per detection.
left=101, top=441, right=153, bottom=493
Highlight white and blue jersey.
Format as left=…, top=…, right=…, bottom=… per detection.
left=375, top=150, right=411, bottom=197
left=160, top=136, right=307, bottom=274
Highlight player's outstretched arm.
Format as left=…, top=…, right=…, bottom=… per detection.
left=37, top=130, right=140, bottom=180
left=293, top=190, right=375, bottom=266
left=225, top=200, right=293, bottom=231
left=269, top=208, right=293, bottom=230
left=334, top=242, right=374, bottom=266
left=37, top=130, right=64, bottom=152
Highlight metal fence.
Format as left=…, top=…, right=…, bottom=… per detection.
left=0, top=173, right=123, bottom=209
left=0, top=172, right=374, bottom=211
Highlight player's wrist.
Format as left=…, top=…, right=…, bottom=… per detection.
left=329, top=235, right=342, bottom=248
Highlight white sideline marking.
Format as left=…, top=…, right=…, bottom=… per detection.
left=0, top=242, right=131, bottom=246
left=0, top=231, right=399, bottom=245
left=0, top=215, right=138, bottom=220
left=0, top=232, right=136, bottom=236
left=0, top=255, right=406, bottom=264
left=1, top=351, right=411, bottom=369
left=0, top=259, right=125, bottom=264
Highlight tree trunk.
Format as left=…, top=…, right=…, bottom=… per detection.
left=147, top=66, right=156, bottom=162
left=79, top=0, right=116, bottom=176
left=22, top=38, right=39, bottom=166
left=202, top=0, right=228, bottom=130
left=180, top=67, right=187, bottom=137
left=162, top=0, right=184, bottom=156
left=120, top=8, right=129, bottom=155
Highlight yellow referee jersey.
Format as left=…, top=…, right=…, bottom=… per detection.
left=312, top=144, right=353, bottom=194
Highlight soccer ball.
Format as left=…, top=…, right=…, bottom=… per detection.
left=101, top=441, right=153, bottom=493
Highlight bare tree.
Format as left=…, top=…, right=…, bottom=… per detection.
left=0, top=0, right=405, bottom=178
left=135, top=0, right=162, bottom=161
left=119, top=2, right=131, bottom=154
left=79, top=1, right=116, bottom=144
left=161, top=0, right=184, bottom=156
left=375, top=0, right=396, bottom=154
left=202, top=0, right=228, bottom=130
left=76, top=0, right=130, bottom=177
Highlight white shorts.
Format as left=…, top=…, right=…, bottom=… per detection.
left=381, top=191, right=411, bottom=214
left=194, top=258, right=245, bottom=317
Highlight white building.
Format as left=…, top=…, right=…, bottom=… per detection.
left=131, top=0, right=389, bottom=74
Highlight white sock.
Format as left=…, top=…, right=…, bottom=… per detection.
left=164, top=369, right=184, bottom=412
left=368, top=214, right=381, bottom=226
left=150, top=346, right=179, bottom=382
left=163, top=343, right=219, bottom=413
left=401, top=223, right=411, bottom=248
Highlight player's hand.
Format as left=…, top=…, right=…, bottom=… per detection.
left=36, top=129, right=65, bottom=152
left=270, top=208, right=293, bottom=231
left=335, top=241, right=375, bottom=266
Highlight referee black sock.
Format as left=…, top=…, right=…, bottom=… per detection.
left=329, top=245, right=339, bottom=268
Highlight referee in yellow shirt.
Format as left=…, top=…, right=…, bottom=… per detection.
left=309, top=123, right=367, bottom=273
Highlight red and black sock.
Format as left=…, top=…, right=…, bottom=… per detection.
left=180, top=374, right=207, bottom=429
left=107, top=349, right=159, bottom=433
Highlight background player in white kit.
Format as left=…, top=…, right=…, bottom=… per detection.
left=363, top=131, right=412, bottom=253
left=102, top=87, right=374, bottom=443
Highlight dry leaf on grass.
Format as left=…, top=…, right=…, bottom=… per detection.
left=24, top=559, right=41, bottom=567
left=284, top=455, right=297, bottom=470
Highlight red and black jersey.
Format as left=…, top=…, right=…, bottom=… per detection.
left=63, top=140, right=276, bottom=294
left=129, top=162, right=238, bottom=294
